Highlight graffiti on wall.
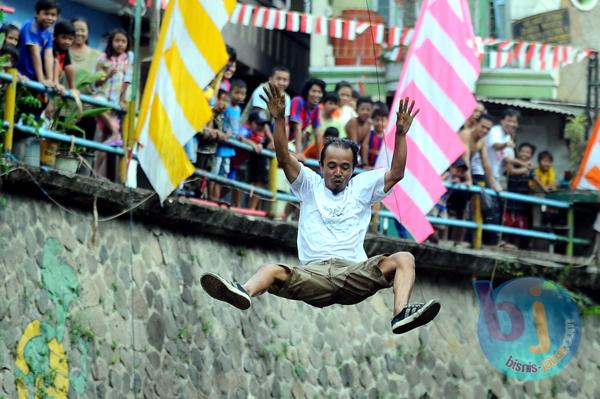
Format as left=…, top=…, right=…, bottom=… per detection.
left=15, top=238, right=91, bottom=398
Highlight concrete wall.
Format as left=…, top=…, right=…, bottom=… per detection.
left=1, top=188, right=600, bottom=398
left=556, top=2, right=600, bottom=105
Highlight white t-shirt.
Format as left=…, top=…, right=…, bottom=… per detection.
left=338, top=104, right=357, bottom=127
left=290, top=166, right=391, bottom=264
left=486, top=125, right=514, bottom=186
left=250, top=84, right=291, bottom=119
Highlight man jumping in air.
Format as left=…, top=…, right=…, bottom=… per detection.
left=201, top=83, right=440, bottom=334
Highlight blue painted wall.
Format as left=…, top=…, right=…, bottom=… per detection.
left=1, top=0, right=124, bottom=50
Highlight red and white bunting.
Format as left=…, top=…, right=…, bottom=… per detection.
left=356, top=21, right=370, bottom=35
left=525, top=42, right=538, bottom=65
left=252, top=7, right=267, bottom=28
left=229, top=5, right=595, bottom=70
left=373, top=23, right=385, bottom=44
left=344, top=20, right=357, bottom=40
left=230, top=3, right=242, bottom=24
left=301, top=13, right=313, bottom=34
left=286, top=11, right=300, bottom=32
left=401, top=28, right=413, bottom=45
left=388, top=26, right=400, bottom=47
left=264, top=8, right=277, bottom=30
left=314, top=16, right=327, bottom=35
left=240, top=4, right=255, bottom=26
left=490, top=51, right=511, bottom=68
left=329, top=18, right=343, bottom=39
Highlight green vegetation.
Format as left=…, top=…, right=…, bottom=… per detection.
left=551, top=377, right=558, bottom=398
left=292, top=363, right=306, bottom=379
left=565, top=113, right=587, bottom=172
left=260, top=338, right=290, bottom=360
left=178, top=326, right=190, bottom=340
left=69, top=321, right=95, bottom=344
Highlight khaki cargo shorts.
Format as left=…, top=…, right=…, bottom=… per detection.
left=268, top=255, right=392, bottom=308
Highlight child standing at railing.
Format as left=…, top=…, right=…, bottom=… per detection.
left=194, top=90, right=231, bottom=199
left=1, top=24, right=20, bottom=47
left=531, top=150, right=558, bottom=192
left=93, top=28, right=133, bottom=177
left=210, top=79, right=247, bottom=202
left=17, top=0, right=59, bottom=86
left=52, top=20, right=76, bottom=91
left=502, top=142, right=536, bottom=249
left=245, top=111, right=274, bottom=210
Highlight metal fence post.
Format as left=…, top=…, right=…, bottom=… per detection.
left=473, top=192, right=483, bottom=249
left=268, top=157, right=278, bottom=217
left=566, top=206, right=574, bottom=257
left=119, top=101, right=136, bottom=184
left=2, top=68, right=18, bottom=153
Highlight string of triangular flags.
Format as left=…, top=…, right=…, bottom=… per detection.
left=229, top=3, right=596, bottom=70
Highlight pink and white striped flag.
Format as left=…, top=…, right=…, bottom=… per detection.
left=375, top=0, right=480, bottom=242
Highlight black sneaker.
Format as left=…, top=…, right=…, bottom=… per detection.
left=200, top=273, right=251, bottom=310
left=391, top=299, right=441, bottom=334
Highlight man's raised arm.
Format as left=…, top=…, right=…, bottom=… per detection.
left=261, top=83, right=302, bottom=183
left=384, top=97, right=419, bottom=193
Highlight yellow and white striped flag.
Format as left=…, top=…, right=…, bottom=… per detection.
left=134, top=0, right=236, bottom=201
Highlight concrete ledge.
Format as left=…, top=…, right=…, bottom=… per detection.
left=2, top=164, right=598, bottom=297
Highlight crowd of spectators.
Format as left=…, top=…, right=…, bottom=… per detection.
left=1, top=0, right=133, bottom=178
left=443, top=105, right=560, bottom=249
left=179, top=42, right=562, bottom=250
left=0, top=1, right=564, bottom=249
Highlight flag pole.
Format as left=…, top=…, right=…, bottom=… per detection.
left=120, top=0, right=144, bottom=184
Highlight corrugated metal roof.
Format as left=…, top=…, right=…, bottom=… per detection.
left=478, top=98, right=584, bottom=116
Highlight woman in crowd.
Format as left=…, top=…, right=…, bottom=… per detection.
left=93, top=28, right=134, bottom=177
left=70, top=18, right=101, bottom=87
left=69, top=18, right=102, bottom=143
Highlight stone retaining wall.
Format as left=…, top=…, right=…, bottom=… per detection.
left=1, top=193, right=599, bottom=398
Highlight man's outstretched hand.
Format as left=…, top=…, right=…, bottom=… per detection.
left=396, top=97, right=419, bottom=136
left=260, top=82, right=286, bottom=120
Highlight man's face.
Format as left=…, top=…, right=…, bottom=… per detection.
left=337, top=87, right=352, bottom=106
left=472, top=103, right=485, bottom=120
left=323, top=100, right=338, bottom=116
left=230, top=86, right=246, bottom=106
left=501, top=115, right=519, bottom=136
left=307, top=84, right=323, bottom=107
left=270, top=71, right=290, bottom=92
left=517, top=146, right=533, bottom=161
left=475, top=119, right=493, bottom=139
left=321, top=146, right=354, bottom=194
left=36, top=8, right=59, bottom=29
left=56, top=34, right=74, bottom=50
left=357, top=103, right=372, bottom=122
left=373, top=116, right=387, bottom=133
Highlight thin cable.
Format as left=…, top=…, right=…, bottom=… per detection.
left=1, top=166, right=156, bottom=221
left=127, top=186, right=137, bottom=398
